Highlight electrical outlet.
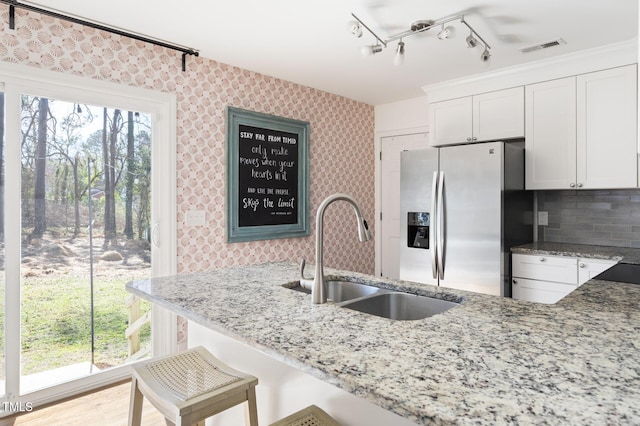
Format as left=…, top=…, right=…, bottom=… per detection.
left=538, top=211, right=549, bottom=226
left=186, top=210, right=206, bottom=226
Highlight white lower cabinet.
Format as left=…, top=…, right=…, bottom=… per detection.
left=512, top=253, right=616, bottom=304
left=511, top=277, right=577, bottom=304
left=512, top=254, right=577, bottom=304
left=577, top=258, right=618, bottom=285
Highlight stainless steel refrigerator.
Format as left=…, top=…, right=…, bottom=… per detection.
left=399, top=141, right=532, bottom=297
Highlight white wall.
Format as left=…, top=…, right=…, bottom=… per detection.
left=374, top=96, right=429, bottom=135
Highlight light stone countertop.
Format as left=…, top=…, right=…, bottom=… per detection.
left=127, top=260, right=640, bottom=425
left=512, top=241, right=640, bottom=263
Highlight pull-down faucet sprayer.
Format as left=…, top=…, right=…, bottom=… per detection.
left=300, top=193, right=372, bottom=304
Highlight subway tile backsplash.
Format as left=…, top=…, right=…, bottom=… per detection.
left=538, top=189, right=640, bottom=248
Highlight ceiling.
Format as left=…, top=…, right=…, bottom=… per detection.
left=25, top=0, right=639, bottom=105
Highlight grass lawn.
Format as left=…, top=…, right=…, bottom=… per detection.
left=0, top=267, right=151, bottom=377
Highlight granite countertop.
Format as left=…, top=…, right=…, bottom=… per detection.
left=127, top=261, right=640, bottom=425
left=512, top=241, right=640, bottom=263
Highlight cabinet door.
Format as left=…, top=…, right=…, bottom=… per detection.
left=473, top=87, right=524, bottom=142
left=512, top=253, right=578, bottom=284
left=576, top=65, right=638, bottom=189
left=429, top=97, right=472, bottom=147
left=525, top=77, right=577, bottom=190
left=512, top=277, right=576, bottom=304
left=577, top=258, right=617, bottom=286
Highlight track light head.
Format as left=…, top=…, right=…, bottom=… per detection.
left=466, top=32, right=478, bottom=48
left=437, top=24, right=455, bottom=40
left=394, top=41, right=405, bottom=66
left=361, top=44, right=383, bottom=57
left=480, top=46, right=491, bottom=62
left=348, top=20, right=363, bottom=38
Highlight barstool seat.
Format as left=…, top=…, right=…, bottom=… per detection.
left=128, top=346, right=258, bottom=426
left=269, top=405, right=341, bottom=426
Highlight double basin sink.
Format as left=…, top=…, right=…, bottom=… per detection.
left=286, top=280, right=460, bottom=321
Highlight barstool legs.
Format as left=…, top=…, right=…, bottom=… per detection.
left=246, top=386, right=259, bottom=426
left=128, top=376, right=144, bottom=426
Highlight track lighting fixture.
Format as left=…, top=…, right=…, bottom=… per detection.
left=437, top=24, right=455, bottom=40
left=466, top=31, right=478, bottom=48
left=348, top=13, right=491, bottom=65
left=361, top=44, right=383, bottom=57
left=481, top=46, right=491, bottom=62
left=394, top=41, right=405, bottom=66
left=348, top=20, right=363, bottom=38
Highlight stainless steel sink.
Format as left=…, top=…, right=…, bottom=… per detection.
left=284, top=279, right=460, bottom=320
left=326, top=280, right=383, bottom=302
left=340, top=292, right=460, bottom=320
left=285, top=280, right=383, bottom=302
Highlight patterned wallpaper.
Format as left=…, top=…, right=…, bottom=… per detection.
left=0, top=7, right=376, bottom=275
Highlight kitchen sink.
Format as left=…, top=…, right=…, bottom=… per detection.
left=326, top=280, right=383, bottom=302
left=284, top=280, right=383, bottom=302
left=340, top=292, right=460, bottom=321
left=284, top=279, right=460, bottom=320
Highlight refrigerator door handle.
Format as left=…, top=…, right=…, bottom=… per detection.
left=430, top=171, right=439, bottom=279
left=437, top=171, right=445, bottom=279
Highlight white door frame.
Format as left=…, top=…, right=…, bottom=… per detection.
left=0, top=61, right=177, bottom=412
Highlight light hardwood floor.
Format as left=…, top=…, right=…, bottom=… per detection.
left=0, top=381, right=167, bottom=426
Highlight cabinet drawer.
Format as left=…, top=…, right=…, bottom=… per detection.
left=512, top=254, right=578, bottom=284
left=511, top=277, right=576, bottom=304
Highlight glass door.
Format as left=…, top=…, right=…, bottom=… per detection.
left=0, top=66, right=176, bottom=414
left=18, top=97, right=153, bottom=393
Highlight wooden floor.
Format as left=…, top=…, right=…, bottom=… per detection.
left=0, top=381, right=167, bottom=426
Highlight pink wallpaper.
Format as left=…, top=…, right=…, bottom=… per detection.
left=0, top=7, right=375, bottom=275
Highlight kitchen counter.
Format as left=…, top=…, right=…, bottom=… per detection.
left=127, top=261, right=640, bottom=425
left=512, top=241, right=640, bottom=263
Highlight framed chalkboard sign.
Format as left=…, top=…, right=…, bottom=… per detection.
left=226, top=107, right=310, bottom=242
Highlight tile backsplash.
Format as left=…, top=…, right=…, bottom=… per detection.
left=538, top=189, right=640, bottom=248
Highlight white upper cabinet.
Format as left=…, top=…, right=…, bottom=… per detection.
left=429, top=96, right=473, bottom=146
left=525, top=77, right=577, bottom=189
left=526, top=64, right=638, bottom=190
left=430, top=87, right=524, bottom=147
left=473, top=87, right=525, bottom=143
left=576, top=65, right=638, bottom=189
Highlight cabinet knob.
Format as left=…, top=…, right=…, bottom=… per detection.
left=577, top=183, right=583, bottom=188
left=579, top=263, right=585, bottom=268
left=570, top=183, right=576, bottom=188
left=472, top=137, right=478, bottom=141
left=512, top=279, right=518, bottom=284
left=539, top=257, right=546, bottom=262
left=467, top=137, right=472, bottom=141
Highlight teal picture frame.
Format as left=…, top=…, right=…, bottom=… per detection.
left=226, top=107, right=310, bottom=242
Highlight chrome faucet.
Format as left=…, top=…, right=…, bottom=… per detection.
left=300, top=193, right=372, bottom=304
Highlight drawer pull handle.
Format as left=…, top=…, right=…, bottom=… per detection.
left=539, top=257, right=546, bottom=262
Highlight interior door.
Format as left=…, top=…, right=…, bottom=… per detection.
left=379, top=133, right=428, bottom=279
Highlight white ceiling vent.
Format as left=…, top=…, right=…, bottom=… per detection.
left=520, top=38, right=566, bottom=53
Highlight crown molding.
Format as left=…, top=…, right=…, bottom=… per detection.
left=423, top=38, right=638, bottom=103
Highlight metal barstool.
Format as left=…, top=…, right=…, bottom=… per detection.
left=128, top=346, right=258, bottom=426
